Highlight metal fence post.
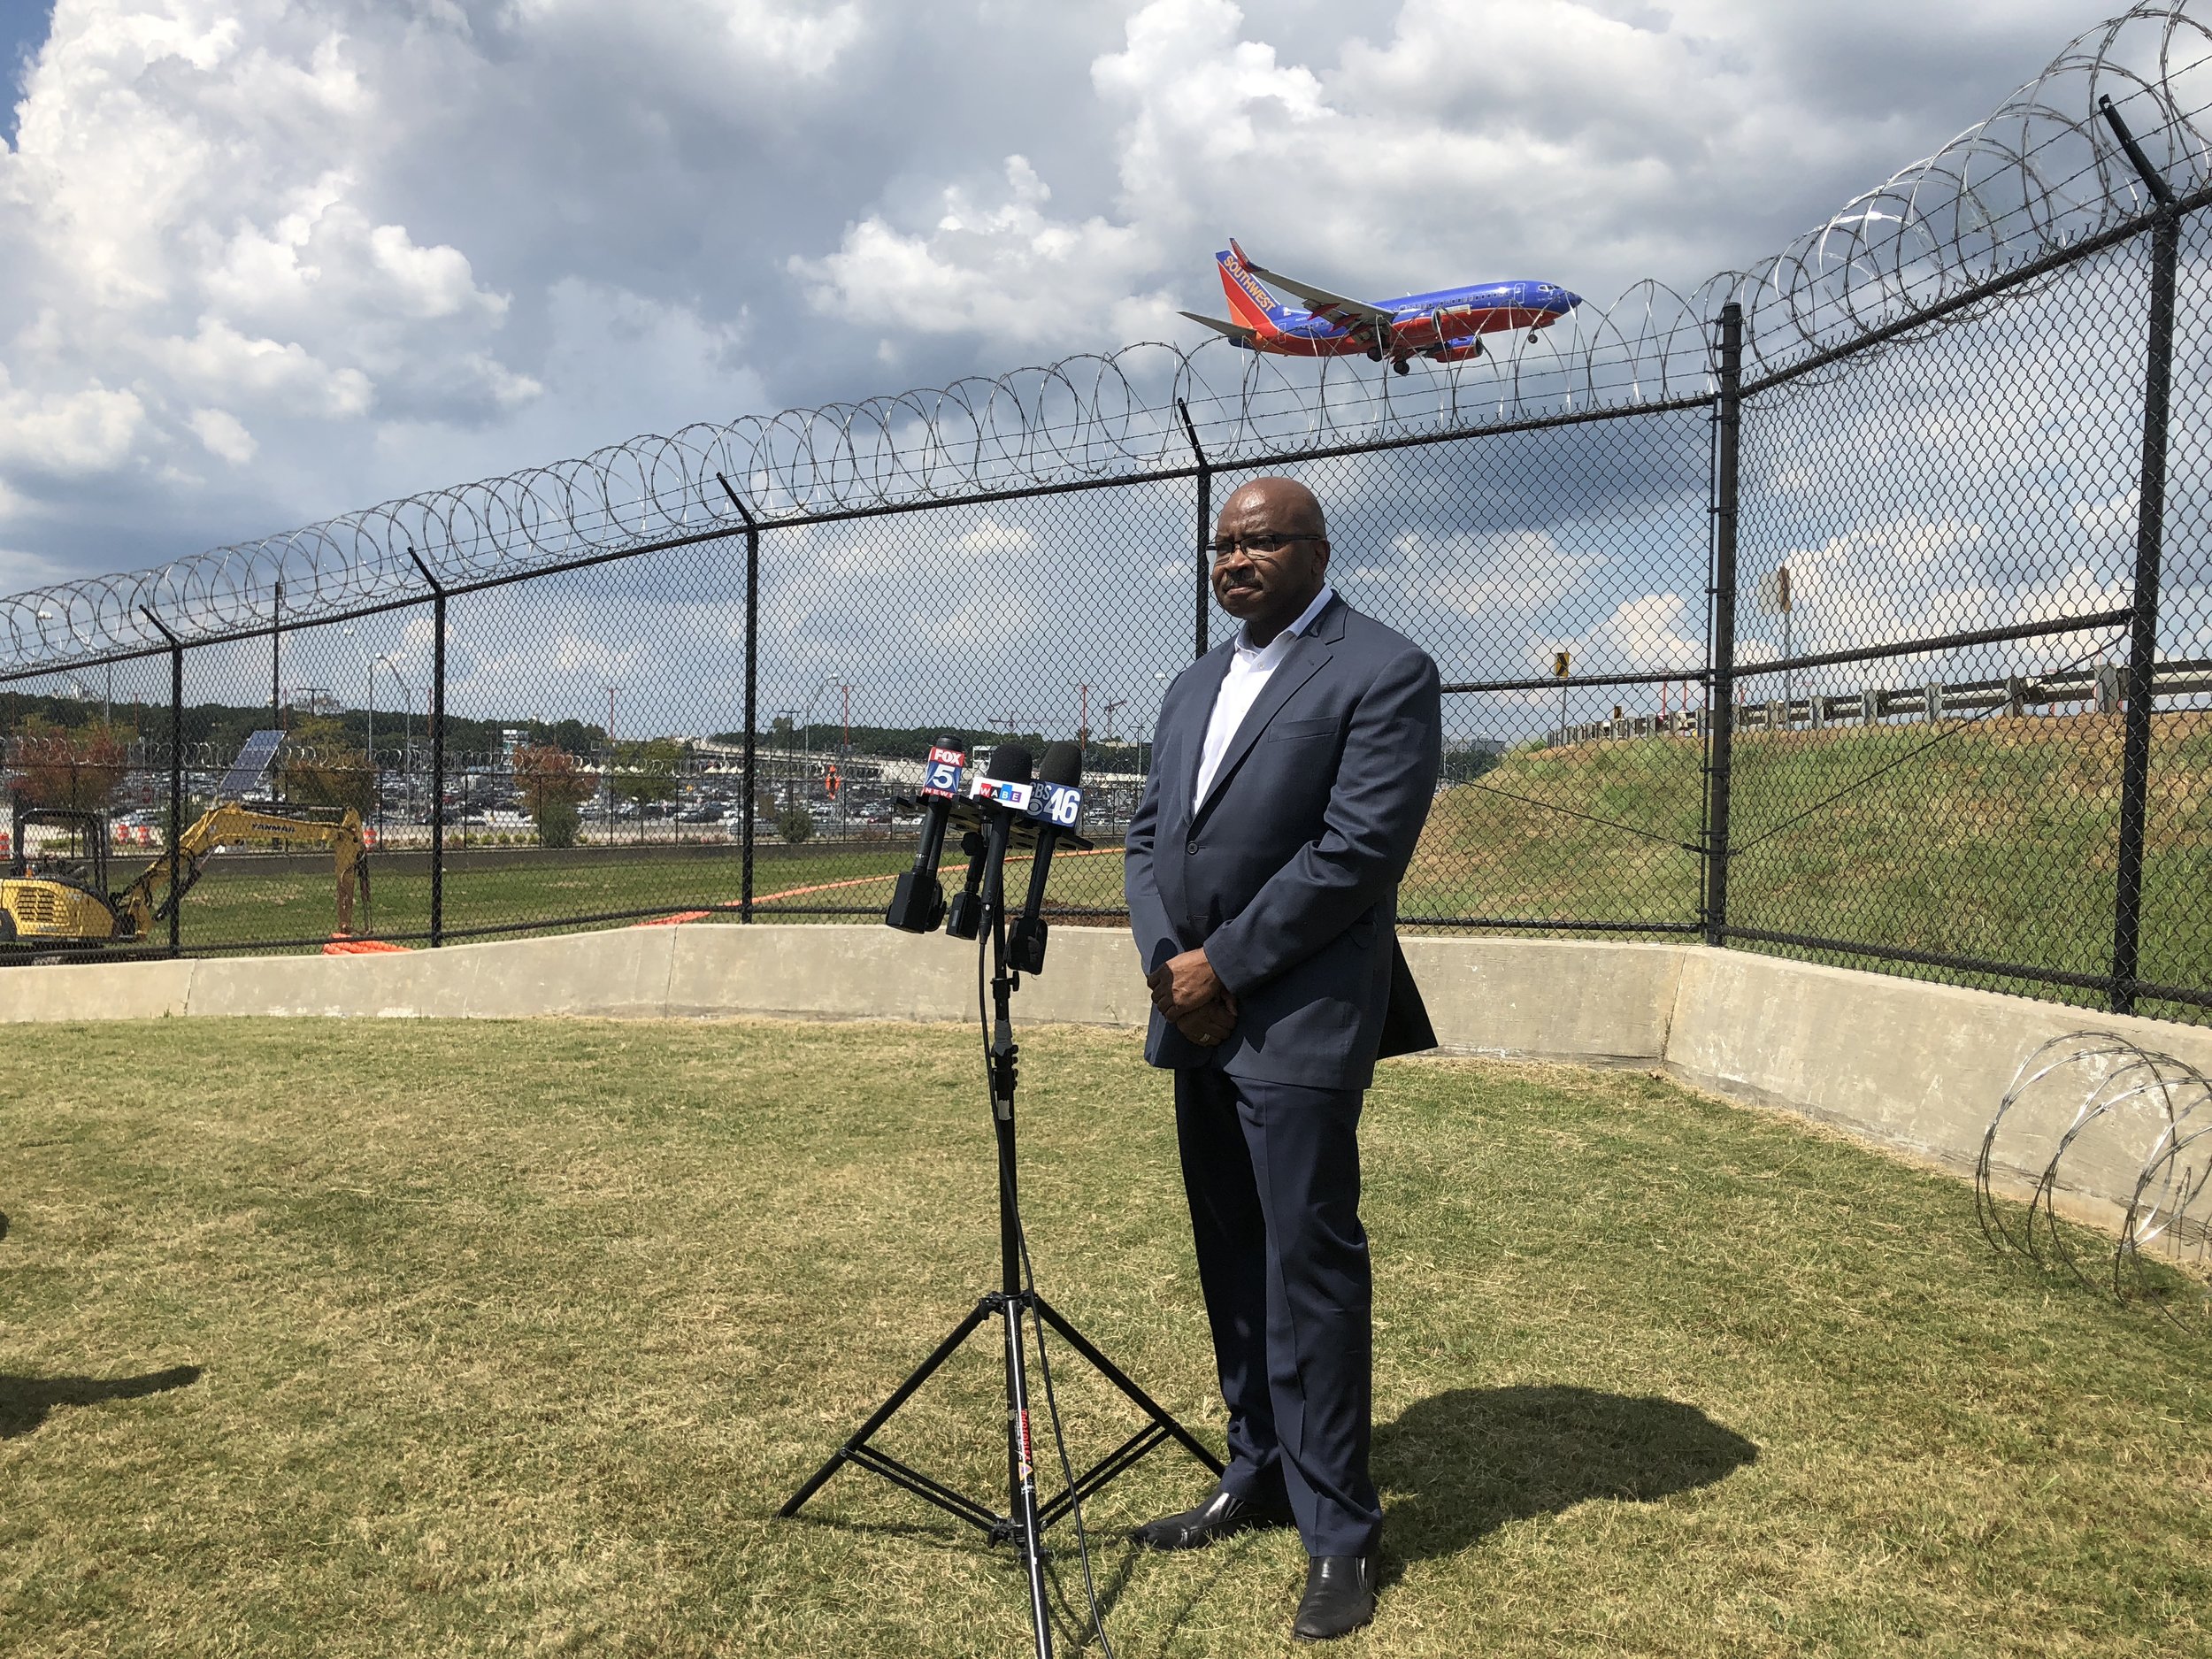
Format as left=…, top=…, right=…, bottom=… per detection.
left=139, top=608, right=184, bottom=957
left=1178, top=399, right=1211, bottom=660
left=405, top=546, right=448, bottom=947
left=718, top=473, right=759, bottom=922
left=2101, top=96, right=2178, bottom=1017
left=271, top=578, right=283, bottom=730
left=1702, top=301, right=1743, bottom=949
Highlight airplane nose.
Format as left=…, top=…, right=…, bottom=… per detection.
left=1556, top=290, right=1583, bottom=312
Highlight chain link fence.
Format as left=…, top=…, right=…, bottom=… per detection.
left=4, top=9, right=2208, bottom=1027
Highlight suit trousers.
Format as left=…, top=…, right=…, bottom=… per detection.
left=1173, top=1065, right=1382, bottom=1557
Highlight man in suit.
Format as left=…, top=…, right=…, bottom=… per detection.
left=1124, top=476, right=1442, bottom=1642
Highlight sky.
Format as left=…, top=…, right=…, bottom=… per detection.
left=0, top=0, right=2126, bottom=607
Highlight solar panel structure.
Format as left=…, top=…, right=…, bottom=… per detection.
left=215, top=730, right=285, bottom=801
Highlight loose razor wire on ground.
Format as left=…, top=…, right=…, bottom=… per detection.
left=1979, top=1031, right=2212, bottom=1328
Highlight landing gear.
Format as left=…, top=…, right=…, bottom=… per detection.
left=1365, top=346, right=1383, bottom=362
left=1392, top=357, right=1410, bottom=375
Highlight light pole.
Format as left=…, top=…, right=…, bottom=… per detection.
left=1102, top=696, right=1126, bottom=794
left=376, top=657, right=416, bottom=826
left=42, top=661, right=117, bottom=816
left=603, top=685, right=625, bottom=844
left=32, top=619, right=94, bottom=735
left=33, top=611, right=111, bottom=727
left=1141, top=670, right=1171, bottom=777
left=799, top=676, right=846, bottom=829
left=799, top=676, right=845, bottom=759
left=344, top=628, right=380, bottom=833
left=775, top=708, right=800, bottom=825
left=50, top=667, right=104, bottom=723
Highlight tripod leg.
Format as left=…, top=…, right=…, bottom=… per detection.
left=1001, top=1294, right=1056, bottom=1659
left=1033, top=1295, right=1225, bottom=1478
left=780, top=1296, right=996, bottom=1518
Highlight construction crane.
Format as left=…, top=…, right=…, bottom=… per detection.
left=0, top=798, right=369, bottom=949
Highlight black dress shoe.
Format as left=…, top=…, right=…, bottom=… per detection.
left=1292, top=1549, right=1380, bottom=1642
left=1129, top=1484, right=1294, bottom=1550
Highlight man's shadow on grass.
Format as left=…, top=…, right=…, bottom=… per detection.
left=1043, top=1385, right=1758, bottom=1649
left=0, top=1365, right=203, bottom=1439
left=1373, top=1385, right=1758, bottom=1562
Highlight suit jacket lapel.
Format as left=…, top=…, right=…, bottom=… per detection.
left=1192, top=595, right=1346, bottom=828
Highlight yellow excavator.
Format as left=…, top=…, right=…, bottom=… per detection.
left=0, top=797, right=368, bottom=948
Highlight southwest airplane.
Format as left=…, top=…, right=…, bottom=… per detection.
left=1182, top=239, right=1582, bottom=373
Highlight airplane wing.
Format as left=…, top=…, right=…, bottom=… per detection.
left=1231, top=240, right=1395, bottom=332
left=1180, top=310, right=1258, bottom=343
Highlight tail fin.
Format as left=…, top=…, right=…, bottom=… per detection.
left=1217, top=241, right=1291, bottom=332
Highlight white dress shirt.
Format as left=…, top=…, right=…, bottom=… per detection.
left=1194, top=584, right=1336, bottom=807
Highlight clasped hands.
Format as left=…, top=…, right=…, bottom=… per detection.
left=1148, top=948, right=1238, bottom=1047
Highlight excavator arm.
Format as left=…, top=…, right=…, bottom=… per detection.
left=112, top=806, right=368, bottom=941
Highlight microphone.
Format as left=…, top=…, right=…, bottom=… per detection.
left=884, top=734, right=966, bottom=933
left=1009, top=741, right=1082, bottom=974
left=945, top=744, right=1032, bottom=940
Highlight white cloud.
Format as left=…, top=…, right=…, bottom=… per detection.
left=1093, top=0, right=1330, bottom=217
left=793, top=156, right=1172, bottom=351
left=367, top=223, right=506, bottom=322
left=1547, top=590, right=1708, bottom=676
left=2071, top=488, right=2139, bottom=542
left=188, top=406, right=256, bottom=465
left=954, top=516, right=1038, bottom=557
left=1412, top=527, right=1596, bottom=617
left=151, top=318, right=374, bottom=418
left=929, top=590, right=1038, bottom=650
left=0, top=365, right=143, bottom=474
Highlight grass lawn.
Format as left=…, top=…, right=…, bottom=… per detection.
left=1410, top=712, right=2212, bottom=1020
left=4, top=1018, right=2208, bottom=1656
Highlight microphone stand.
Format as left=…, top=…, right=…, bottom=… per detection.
left=780, top=808, right=1222, bottom=1659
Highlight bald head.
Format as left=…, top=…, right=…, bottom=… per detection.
left=1211, top=475, right=1331, bottom=646
left=1221, top=476, right=1326, bottom=538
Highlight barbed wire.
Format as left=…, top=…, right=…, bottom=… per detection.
left=1736, top=2, right=2211, bottom=379
left=3, top=2, right=2208, bottom=677
left=1978, top=1031, right=2212, bottom=1330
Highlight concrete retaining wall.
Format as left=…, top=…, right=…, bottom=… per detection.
left=12, top=925, right=2210, bottom=1225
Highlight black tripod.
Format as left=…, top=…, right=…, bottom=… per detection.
left=780, top=818, right=1220, bottom=1658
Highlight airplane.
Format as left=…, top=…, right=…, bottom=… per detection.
left=1181, top=239, right=1582, bottom=374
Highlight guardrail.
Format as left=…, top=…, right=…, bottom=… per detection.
left=1551, top=657, right=2212, bottom=744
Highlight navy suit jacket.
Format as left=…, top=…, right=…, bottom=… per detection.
left=1125, top=594, right=1443, bottom=1091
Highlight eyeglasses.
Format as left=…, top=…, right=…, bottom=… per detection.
left=1206, top=533, right=1325, bottom=563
